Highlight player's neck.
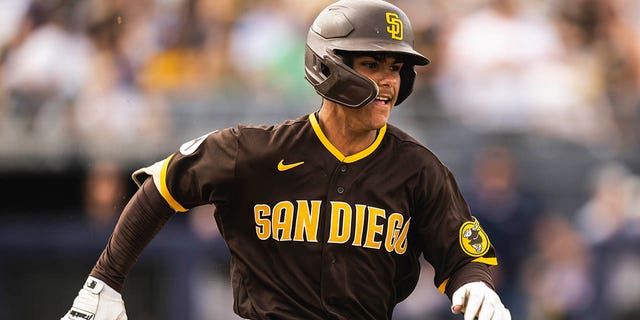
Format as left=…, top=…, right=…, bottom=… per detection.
left=317, top=103, right=377, bottom=157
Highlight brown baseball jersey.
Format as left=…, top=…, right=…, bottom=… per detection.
left=133, top=113, right=498, bottom=320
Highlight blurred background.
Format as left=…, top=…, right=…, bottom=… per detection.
left=0, top=0, right=638, bottom=319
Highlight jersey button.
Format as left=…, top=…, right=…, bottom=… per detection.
left=340, top=164, right=347, bottom=173
left=336, top=186, right=345, bottom=194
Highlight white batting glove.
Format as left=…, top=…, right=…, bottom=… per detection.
left=451, top=281, right=511, bottom=320
left=61, top=276, right=127, bottom=320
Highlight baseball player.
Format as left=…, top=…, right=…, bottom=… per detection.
left=62, top=1, right=510, bottom=319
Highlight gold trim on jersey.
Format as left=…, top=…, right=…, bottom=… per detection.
left=436, top=257, right=499, bottom=295
left=131, top=155, right=188, bottom=212
left=309, top=113, right=387, bottom=163
left=160, top=154, right=188, bottom=212
left=437, top=279, right=449, bottom=294
left=471, top=257, right=498, bottom=265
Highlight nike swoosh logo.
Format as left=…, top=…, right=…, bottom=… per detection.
left=278, top=160, right=304, bottom=171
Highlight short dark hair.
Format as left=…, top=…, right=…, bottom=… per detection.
left=336, top=51, right=406, bottom=67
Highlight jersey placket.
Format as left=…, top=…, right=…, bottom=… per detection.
left=319, top=160, right=352, bottom=318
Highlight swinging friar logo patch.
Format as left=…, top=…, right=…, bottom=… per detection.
left=459, top=218, right=491, bottom=257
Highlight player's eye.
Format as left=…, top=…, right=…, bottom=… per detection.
left=390, top=64, right=403, bottom=72
left=360, top=61, right=378, bottom=69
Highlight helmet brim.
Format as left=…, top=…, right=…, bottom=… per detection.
left=329, top=39, right=430, bottom=66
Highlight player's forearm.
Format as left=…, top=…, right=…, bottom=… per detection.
left=444, top=262, right=495, bottom=300
left=89, top=178, right=175, bottom=292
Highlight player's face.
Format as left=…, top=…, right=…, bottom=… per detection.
left=350, top=55, right=403, bottom=130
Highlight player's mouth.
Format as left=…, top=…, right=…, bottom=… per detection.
left=375, top=95, right=392, bottom=106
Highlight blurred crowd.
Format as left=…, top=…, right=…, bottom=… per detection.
left=0, top=0, right=639, bottom=319
left=0, top=0, right=330, bottom=164
left=1, top=0, right=638, bottom=162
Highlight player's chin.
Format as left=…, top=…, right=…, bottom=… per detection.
left=360, top=100, right=392, bottom=126
left=372, top=105, right=392, bottom=123
left=368, top=113, right=390, bottom=130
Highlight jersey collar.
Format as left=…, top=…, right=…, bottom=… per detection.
left=309, top=113, right=387, bottom=163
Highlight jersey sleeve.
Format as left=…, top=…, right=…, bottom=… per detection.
left=132, top=128, right=238, bottom=212
left=414, top=163, right=498, bottom=296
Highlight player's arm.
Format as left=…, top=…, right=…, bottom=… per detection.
left=417, top=164, right=510, bottom=320
left=61, top=129, right=237, bottom=319
left=61, top=178, right=174, bottom=320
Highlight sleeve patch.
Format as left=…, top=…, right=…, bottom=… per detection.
left=458, top=217, right=491, bottom=257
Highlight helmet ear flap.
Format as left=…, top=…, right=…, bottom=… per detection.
left=396, top=64, right=416, bottom=106
left=304, top=48, right=379, bottom=108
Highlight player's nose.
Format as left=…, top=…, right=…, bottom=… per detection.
left=376, top=69, right=398, bottom=88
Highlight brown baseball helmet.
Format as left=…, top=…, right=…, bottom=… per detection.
left=304, top=0, right=429, bottom=108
